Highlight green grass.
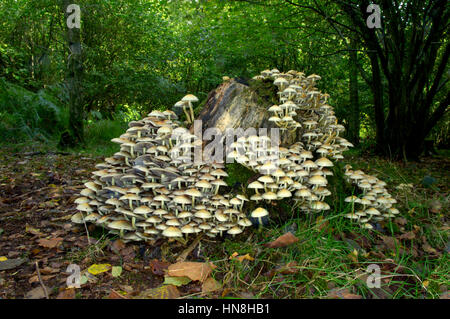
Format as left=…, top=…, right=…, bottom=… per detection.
left=76, top=119, right=126, bottom=156
left=200, top=151, right=449, bottom=299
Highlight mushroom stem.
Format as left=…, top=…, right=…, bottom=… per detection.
left=188, top=102, right=195, bottom=124
left=183, top=105, right=191, bottom=123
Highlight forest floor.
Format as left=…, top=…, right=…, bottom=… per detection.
left=0, top=144, right=448, bottom=299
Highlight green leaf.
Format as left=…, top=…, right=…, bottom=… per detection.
left=111, top=266, right=122, bottom=277
left=163, top=276, right=192, bottom=287
left=87, top=263, right=111, bottom=275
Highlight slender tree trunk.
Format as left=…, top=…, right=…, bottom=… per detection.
left=348, top=39, right=360, bottom=145
left=62, top=1, right=84, bottom=145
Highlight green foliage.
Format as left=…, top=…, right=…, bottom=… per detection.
left=225, top=163, right=255, bottom=189
left=0, top=78, right=67, bottom=143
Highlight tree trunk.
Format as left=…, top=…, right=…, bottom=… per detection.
left=62, top=1, right=84, bottom=146
left=348, top=39, right=360, bottom=146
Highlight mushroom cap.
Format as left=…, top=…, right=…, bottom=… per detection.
left=251, top=207, right=269, bottom=218
left=71, top=212, right=85, bottom=224
left=108, top=220, right=134, bottom=231
left=181, top=94, right=199, bottom=103
left=133, top=206, right=152, bottom=215
left=162, top=226, right=183, bottom=238
left=277, top=189, right=292, bottom=198
left=315, top=157, right=333, bottom=168
left=308, top=175, right=328, bottom=186
left=262, top=191, right=277, bottom=201
left=227, top=226, right=243, bottom=235
left=365, top=208, right=381, bottom=216
left=77, top=203, right=93, bottom=212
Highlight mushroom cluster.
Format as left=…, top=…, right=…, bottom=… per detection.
left=343, top=164, right=399, bottom=229
left=244, top=68, right=398, bottom=227
left=72, top=96, right=253, bottom=242
left=72, top=69, right=400, bottom=241
left=237, top=69, right=351, bottom=214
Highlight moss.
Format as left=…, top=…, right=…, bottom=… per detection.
left=224, top=162, right=255, bottom=190
left=248, top=78, right=279, bottom=106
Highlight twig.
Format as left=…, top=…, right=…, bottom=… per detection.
left=35, top=261, right=49, bottom=299
left=176, top=234, right=203, bottom=262
left=9, top=187, right=51, bottom=200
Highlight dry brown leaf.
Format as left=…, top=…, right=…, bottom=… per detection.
left=25, top=286, right=49, bottom=299
left=28, top=274, right=55, bottom=284
left=201, top=277, right=222, bottom=294
left=264, top=232, right=299, bottom=248
left=381, top=235, right=400, bottom=251
left=56, top=288, right=76, bottom=299
left=394, top=217, right=408, bottom=226
left=149, top=259, right=171, bottom=276
left=422, top=243, right=438, bottom=255
left=37, top=237, right=63, bottom=248
left=110, top=239, right=126, bottom=254
left=265, top=261, right=299, bottom=278
left=135, top=285, right=180, bottom=299
left=399, top=231, right=416, bottom=240
left=108, top=289, right=129, bottom=299
left=327, top=288, right=362, bottom=299
left=25, top=225, right=45, bottom=236
left=168, top=261, right=216, bottom=282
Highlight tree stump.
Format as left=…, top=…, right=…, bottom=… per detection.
left=191, top=78, right=299, bottom=146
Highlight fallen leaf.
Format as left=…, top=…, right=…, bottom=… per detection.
left=37, top=237, right=63, bottom=248
left=112, top=266, right=122, bottom=277
left=25, top=286, right=48, bottom=299
left=399, top=231, right=415, bottom=240
left=149, top=259, right=170, bottom=276
left=56, top=288, right=75, bottom=299
left=422, top=243, right=438, bottom=255
left=229, top=252, right=239, bottom=259
left=26, top=225, right=45, bottom=236
left=111, top=239, right=126, bottom=254
left=28, top=274, right=55, bottom=284
left=429, top=200, right=442, bottom=214
left=40, top=266, right=59, bottom=275
left=230, top=253, right=254, bottom=263
left=0, top=256, right=7, bottom=262
left=135, top=285, right=180, bottom=299
left=327, top=288, right=362, bottom=299
left=0, top=257, right=28, bottom=271
left=163, top=276, right=192, bottom=286
left=316, top=216, right=329, bottom=231
left=202, top=277, right=222, bottom=294
left=381, top=236, right=400, bottom=251
left=168, top=262, right=216, bottom=282
left=264, top=232, right=299, bottom=248
left=394, top=217, right=408, bottom=226
left=108, top=289, right=129, bottom=299
left=347, top=249, right=359, bottom=263
left=87, top=263, right=111, bottom=275
left=265, top=261, right=299, bottom=277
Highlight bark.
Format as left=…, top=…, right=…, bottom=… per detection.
left=62, top=1, right=84, bottom=145
left=192, top=78, right=298, bottom=146
left=348, top=39, right=360, bottom=146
